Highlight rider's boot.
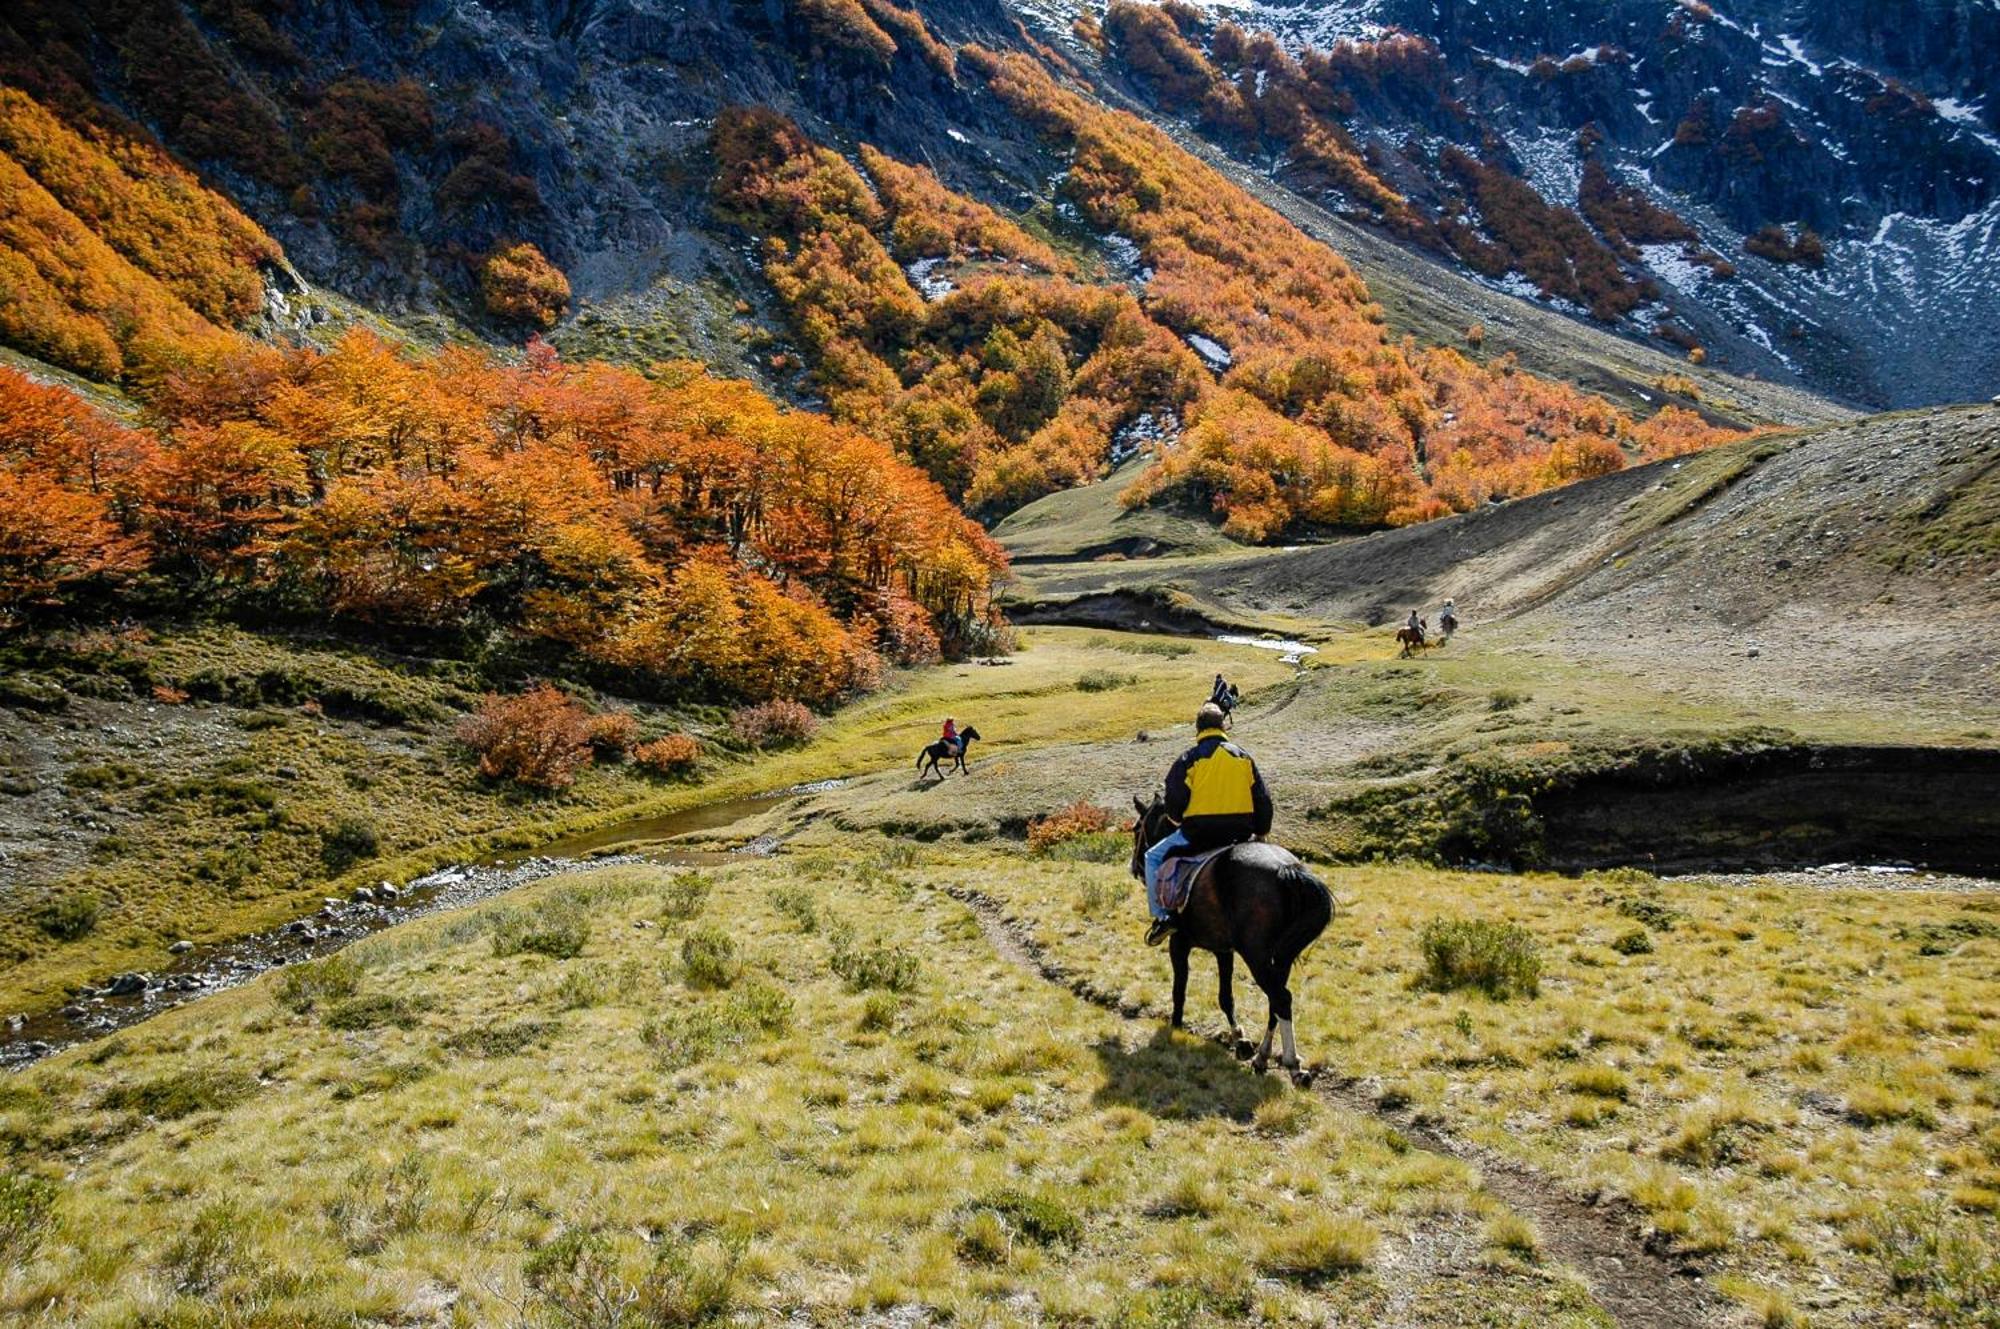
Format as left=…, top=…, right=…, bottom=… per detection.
left=1144, top=916, right=1178, bottom=947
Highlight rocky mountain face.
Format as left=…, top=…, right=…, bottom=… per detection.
left=1013, top=0, right=2000, bottom=408
left=3, top=0, right=1990, bottom=410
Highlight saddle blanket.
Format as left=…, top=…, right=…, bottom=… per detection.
left=1158, top=845, right=1231, bottom=914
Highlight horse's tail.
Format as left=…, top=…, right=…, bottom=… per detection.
left=915, top=747, right=927, bottom=772
left=1272, top=861, right=1333, bottom=963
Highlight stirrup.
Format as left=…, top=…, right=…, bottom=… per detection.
left=1144, top=917, right=1177, bottom=947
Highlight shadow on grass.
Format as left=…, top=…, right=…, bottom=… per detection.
left=1091, top=1024, right=1281, bottom=1121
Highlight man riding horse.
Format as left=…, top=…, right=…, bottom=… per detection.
left=1141, top=702, right=1272, bottom=946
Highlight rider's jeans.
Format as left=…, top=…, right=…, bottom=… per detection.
left=1143, top=828, right=1190, bottom=919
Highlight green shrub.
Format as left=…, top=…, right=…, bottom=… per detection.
left=1046, top=831, right=1130, bottom=864
left=444, top=1019, right=554, bottom=1059
left=1611, top=927, right=1654, bottom=955
left=681, top=926, right=739, bottom=990
left=730, top=979, right=793, bottom=1034
left=829, top=925, right=920, bottom=992
left=1417, top=917, right=1542, bottom=999
left=769, top=883, right=819, bottom=933
left=1488, top=688, right=1528, bottom=711
left=642, top=1005, right=741, bottom=1070
left=0, top=1172, right=58, bottom=1258
left=275, top=954, right=362, bottom=1013
left=99, top=1067, right=257, bottom=1120
left=525, top=1227, right=743, bottom=1328
left=320, top=815, right=381, bottom=872
left=323, top=993, right=421, bottom=1031
left=1613, top=894, right=1683, bottom=932
left=491, top=899, right=590, bottom=960
left=33, top=891, right=100, bottom=941
left=1866, top=1202, right=2000, bottom=1327
left=554, top=964, right=609, bottom=1010
left=970, top=1189, right=1081, bottom=1247
left=858, top=991, right=899, bottom=1032
left=1075, top=668, right=1137, bottom=693
left=165, top=1200, right=247, bottom=1297
left=661, top=871, right=712, bottom=921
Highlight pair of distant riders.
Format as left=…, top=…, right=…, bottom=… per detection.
left=1405, top=598, right=1458, bottom=645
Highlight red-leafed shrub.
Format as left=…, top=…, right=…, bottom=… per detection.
left=1028, top=800, right=1112, bottom=852
left=584, top=710, right=639, bottom=758
left=480, top=242, right=570, bottom=328
left=633, top=734, right=702, bottom=775
left=730, top=699, right=819, bottom=749
left=456, top=686, right=594, bottom=789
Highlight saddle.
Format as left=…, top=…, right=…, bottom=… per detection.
left=1157, top=844, right=1231, bottom=914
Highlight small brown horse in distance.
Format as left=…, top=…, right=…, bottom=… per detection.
left=916, top=726, right=980, bottom=780
left=1131, top=796, right=1333, bottom=1084
left=1396, top=624, right=1436, bottom=657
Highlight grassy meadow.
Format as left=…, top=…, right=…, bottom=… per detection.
left=4, top=839, right=1995, bottom=1326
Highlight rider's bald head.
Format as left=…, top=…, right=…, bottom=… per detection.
left=1197, top=702, right=1227, bottom=731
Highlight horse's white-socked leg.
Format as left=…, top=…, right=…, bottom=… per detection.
left=1280, top=1018, right=1298, bottom=1069
left=1249, top=1012, right=1276, bottom=1072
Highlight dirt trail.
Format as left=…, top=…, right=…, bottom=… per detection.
left=945, top=885, right=1726, bottom=1329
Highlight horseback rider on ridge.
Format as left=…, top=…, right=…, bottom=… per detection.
left=1142, top=701, right=1273, bottom=946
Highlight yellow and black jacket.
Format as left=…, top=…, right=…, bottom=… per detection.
left=1163, top=727, right=1273, bottom=850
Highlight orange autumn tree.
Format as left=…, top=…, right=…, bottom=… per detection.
left=0, top=369, right=150, bottom=618
left=480, top=242, right=571, bottom=329
left=0, top=333, right=1008, bottom=703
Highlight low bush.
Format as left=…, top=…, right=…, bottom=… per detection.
left=320, top=815, right=381, bottom=872
left=322, top=992, right=422, bottom=1031
left=661, top=871, right=712, bottom=921
left=970, top=1189, right=1081, bottom=1247
left=1611, top=926, right=1654, bottom=955
left=731, top=978, right=794, bottom=1034
left=1028, top=799, right=1112, bottom=853
left=275, top=954, right=363, bottom=1013
left=583, top=710, right=639, bottom=758
left=642, top=1004, right=744, bottom=1070
left=681, top=926, right=739, bottom=990
left=729, top=699, right=819, bottom=748
left=491, top=898, right=591, bottom=959
left=33, top=890, right=100, bottom=941
left=770, top=882, right=820, bottom=933
left=829, top=924, right=921, bottom=992
left=456, top=685, right=594, bottom=790
left=1866, top=1201, right=2000, bottom=1327
left=1417, top=917, right=1542, bottom=999
left=1075, top=668, right=1136, bottom=692
left=444, top=1019, right=554, bottom=1059
left=633, top=734, right=701, bottom=776
left=99, top=1066, right=257, bottom=1120
left=0, top=1172, right=58, bottom=1258
left=481, top=241, right=571, bottom=329
left=527, top=1226, right=745, bottom=1328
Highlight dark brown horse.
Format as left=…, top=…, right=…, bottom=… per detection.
left=1130, top=796, right=1333, bottom=1083
left=1396, top=624, right=1433, bottom=657
left=916, top=726, right=980, bottom=780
